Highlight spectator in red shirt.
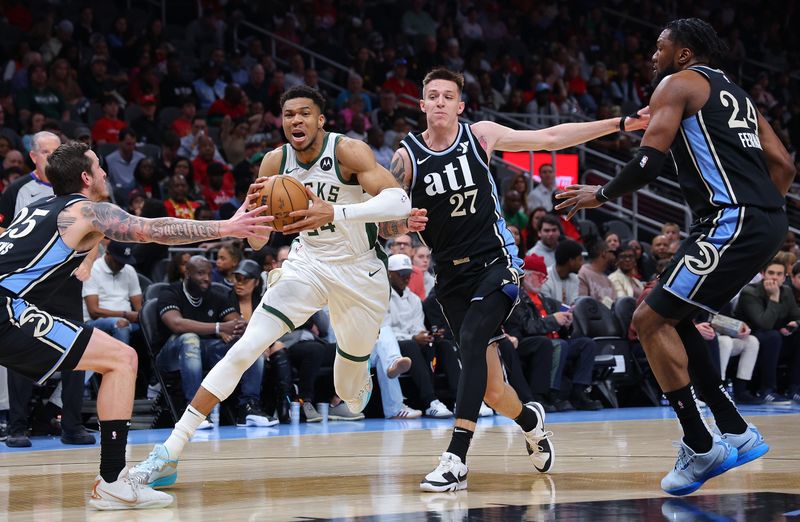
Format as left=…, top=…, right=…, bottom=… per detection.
left=201, top=162, right=234, bottom=214
left=382, top=59, right=420, bottom=109
left=207, top=84, right=247, bottom=125
left=164, top=173, right=201, bottom=219
left=191, top=135, right=224, bottom=190
left=91, top=95, right=126, bottom=143
left=170, top=99, right=196, bottom=138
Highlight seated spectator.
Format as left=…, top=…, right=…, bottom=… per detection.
left=408, top=245, right=434, bottom=300
left=105, top=127, right=145, bottom=204
left=387, top=254, right=456, bottom=418
left=83, top=241, right=142, bottom=346
left=164, top=173, right=201, bottom=219
left=370, top=88, right=413, bottom=133
left=21, top=112, right=46, bottom=153
left=370, top=318, right=419, bottom=419
left=202, top=163, right=235, bottom=214
left=550, top=194, right=582, bottom=242
left=192, top=63, right=226, bottom=111
left=335, top=73, right=372, bottom=113
left=540, top=239, right=583, bottom=306
left=208, top=84, right=247, bottom=125
left=522, top=206, right=548, bottom=251
left=17, top=64, right=69, bottom=124
left=131, top=94, right=161, bottom=145
left=629, top=239, right=656, bottom=281
left=178, top=117, right=224, bottom=163
left=367, top=127, right=392, bottom=169
left=213, top=241, right=244, bottom=288
left=388, top=234, right=414, bottom=257
left=650, top=234, right=672, bottom=265
left=703, top=317, right=763, bottom=405
left=166, top=251, right=191, bottom=282
left=661, top=222, right=681, bottom=244
left=502, top=189, right=528, bottom=231
left=339, top=93, right=372, bottom=134
left=578, top=240, right=616, bottom=308
left=132, top=158, right=163, bottom=200
left=192, top=136, right=228, bottom=190
left=382, top=59, right=419, bottom=109
left=131, top=198, right=169, bottom=278
left=608, top=244, right=644, bottom=299
left=91, top=95, right=125, bottom=144
left=604, top=232, right=620, bottom=254
left=507, top=254, right=602, bottom=411
left=170, top=99, right=197, bottom=138
left=734, top=257, right=800, bottom=404
left=528, top=214, right=561, bottom=267
left=221, top=115, right=255, bottom=167
left=157, top=256, right=274, bottom=428
left=528, top=164, right=557, bottom=211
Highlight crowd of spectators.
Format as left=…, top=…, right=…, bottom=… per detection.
left=0, top=0, right=798, bottom=438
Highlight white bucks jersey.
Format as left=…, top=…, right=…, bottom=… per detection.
left=279, top=132, right=380, bottom=262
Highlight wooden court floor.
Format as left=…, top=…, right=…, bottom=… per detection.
left=0, top=414, right=797, bottom=521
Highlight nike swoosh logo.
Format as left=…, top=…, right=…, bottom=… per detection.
left=457, top=471, right=467, bottom=481
left=368, top=269, right=381, bottom=277
left=94, top=485, right=139, bottom=505
left=416, top=156, right=431, bottom=165
left=285, top=167, right=300, bottom=174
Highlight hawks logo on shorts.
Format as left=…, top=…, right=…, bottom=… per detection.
left=19, top=305, right=55, bottom=337
left=683, top=241, right=720, bottom=276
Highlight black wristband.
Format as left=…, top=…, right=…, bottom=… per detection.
left=620, top=112, right=641, bottom=132
left=595, top=186, right=610, bottom=203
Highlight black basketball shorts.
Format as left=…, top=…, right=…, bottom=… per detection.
left=646, top=206, right=786, bottom=321
left=0, top=296, right=92, bottom=384
left=434, top=252, right=522, bottom=346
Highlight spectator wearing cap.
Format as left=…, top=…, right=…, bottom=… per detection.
left=91, top=95, right=125, bottom=144
left=192, top=62, right=227, bottom=111
left=71, top=125, right=92, bottom=147
left=83, top=241, right=143, bottom=346
left=105, top=127, right=145, bottom=204
left=382, top=59, right=420, bottom=109
left=506, top=254, right=603, bottom=411
left=41, top=19, right=73, bottom=64
left=387, top=254, right=458, bottom=418
left=131, top=94, right=162, bottom=145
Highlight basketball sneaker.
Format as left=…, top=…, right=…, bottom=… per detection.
left=390, top=404, right=422, bottom=419
left=661, top=434, right=737, bottom=496
left=717, top=423, right=769, bottom=468
left=236, top=400, right=279, bottom=427
left=196, top=419, right=213, bottom=430
left=301, top=402, right=322, bottom=423
left=478, top=402, right=494, bottom=417
left=129, top=444, right=179, bottom=489
left=328, top=401, right=365, bottom=421
left=522, top=402, right=555, bottom=473
left=420, top=452, right=468, bottom=492
left=89, top=467, right=173, bottom=510
left=343, top=363, right=372, bottom=414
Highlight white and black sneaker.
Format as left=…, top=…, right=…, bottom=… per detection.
left=523, top=401, right=555, bottom=473
left=420, top=452, right=468, bottom=492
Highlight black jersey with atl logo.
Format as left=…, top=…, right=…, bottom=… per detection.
left=670, top=65, right=784, bottom=218
left=0, top=194, right=89, bottom=306
left=401, top=123, right=521, bottom=270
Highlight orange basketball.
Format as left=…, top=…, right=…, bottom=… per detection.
left=259, top=175, right=309, bottom=232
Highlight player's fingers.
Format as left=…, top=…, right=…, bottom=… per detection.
left=566, top=205, right=580, bottom=221
left=288, top=209, right=309, bottom=218
left=305, top=186, right=320, bottom=201
left=247, top=204, right=270, bottom=216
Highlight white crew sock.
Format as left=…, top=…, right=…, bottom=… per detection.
left=163, top=405, right=206, bottom=459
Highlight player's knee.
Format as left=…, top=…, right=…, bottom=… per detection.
left=632, top=305, right=660, bottom=339
left=483, top=382, right=503, bottom=407
left=113, top=343, right=138, bottom=376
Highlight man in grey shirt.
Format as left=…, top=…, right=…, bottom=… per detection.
left=104, top=127, right=145, bottom=204
left=528, top=214, right=561, bottom=268
left=540, top=239, right=583, bottom=306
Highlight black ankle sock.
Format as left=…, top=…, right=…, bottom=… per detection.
left=514, top=403, right=539, bottom=432
left=446, top=427, right=474, bottom=463
left=665, top=385, right=712, bottom=453
left=100, top=419, right=130, bottom=483
left=705, top=382, right=748, bottom=435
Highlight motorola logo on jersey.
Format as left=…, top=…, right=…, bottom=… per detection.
left=684, top=241, right=720, bottom=276
left=320, top=157, right=333, bottom=171
left=19, top=305, right=55, bottom=338
left=423, top=153, right=476, bottom=196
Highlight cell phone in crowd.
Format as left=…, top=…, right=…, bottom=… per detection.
left=560, top=303, right=571, bottom=312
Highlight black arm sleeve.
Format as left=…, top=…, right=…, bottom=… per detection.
left=599, top=146, right=667, bottom=201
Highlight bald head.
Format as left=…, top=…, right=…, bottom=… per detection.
left=186, top=255, right=212, bottom=291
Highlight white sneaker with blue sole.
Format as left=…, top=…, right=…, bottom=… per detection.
left=129, top=444, right=179, bottom=489
left=343, top=360, right=372, bottom=414
left=661, top=434, right=737, bottom=496
left=718, top=423, right=769, bottom=468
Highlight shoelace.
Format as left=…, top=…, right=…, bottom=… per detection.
left=129, top=450, right=164, bottom=483
left=671, top=441, right=692, bottom=471
left=527, top=430, right=554, bottom=453
left=436, top=456, right=456, bottom=474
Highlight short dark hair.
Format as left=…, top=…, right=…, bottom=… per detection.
left=792, top=261, right=800, bottom=277
left=555, top=239, right=583, bottom=266
left=422, top=67, right=464, bottom=95
left=538, top=214, right=561, bottom=232
left=119, top=127, right=137, bottom=141
left=279, top=85, right=326, bottom=113
left=586, top=239, right=609, bottom=261
left=663, top=18, right=728, bottom=66
left=46, top=141, right=92, bottom=196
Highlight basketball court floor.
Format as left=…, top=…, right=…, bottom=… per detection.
left=0, top=405, right=798, bottom=521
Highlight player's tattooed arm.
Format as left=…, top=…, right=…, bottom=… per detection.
left=78, top=202, right=223, bottom=244
left=379, top=148, right=428, bottom=239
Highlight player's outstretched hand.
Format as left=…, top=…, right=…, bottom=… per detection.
left=283, top=186, right=334, bottom=234
left=221, top=198, right=274, bottom=239
left=246, top=177, right=271, bottom=211
left=554, top=184, right=605, bottom=220
left=624, top=106, right=651, bottom=132
left=407, top=208, right=428, bottom=232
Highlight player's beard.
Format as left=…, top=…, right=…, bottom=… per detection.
left=653, top=62, right=678, bottom=87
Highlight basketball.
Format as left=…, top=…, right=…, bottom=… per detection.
left=259, top=175, right=309, bottom=232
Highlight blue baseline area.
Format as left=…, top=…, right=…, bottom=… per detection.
left=1, top=404, right=798, bottom=455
